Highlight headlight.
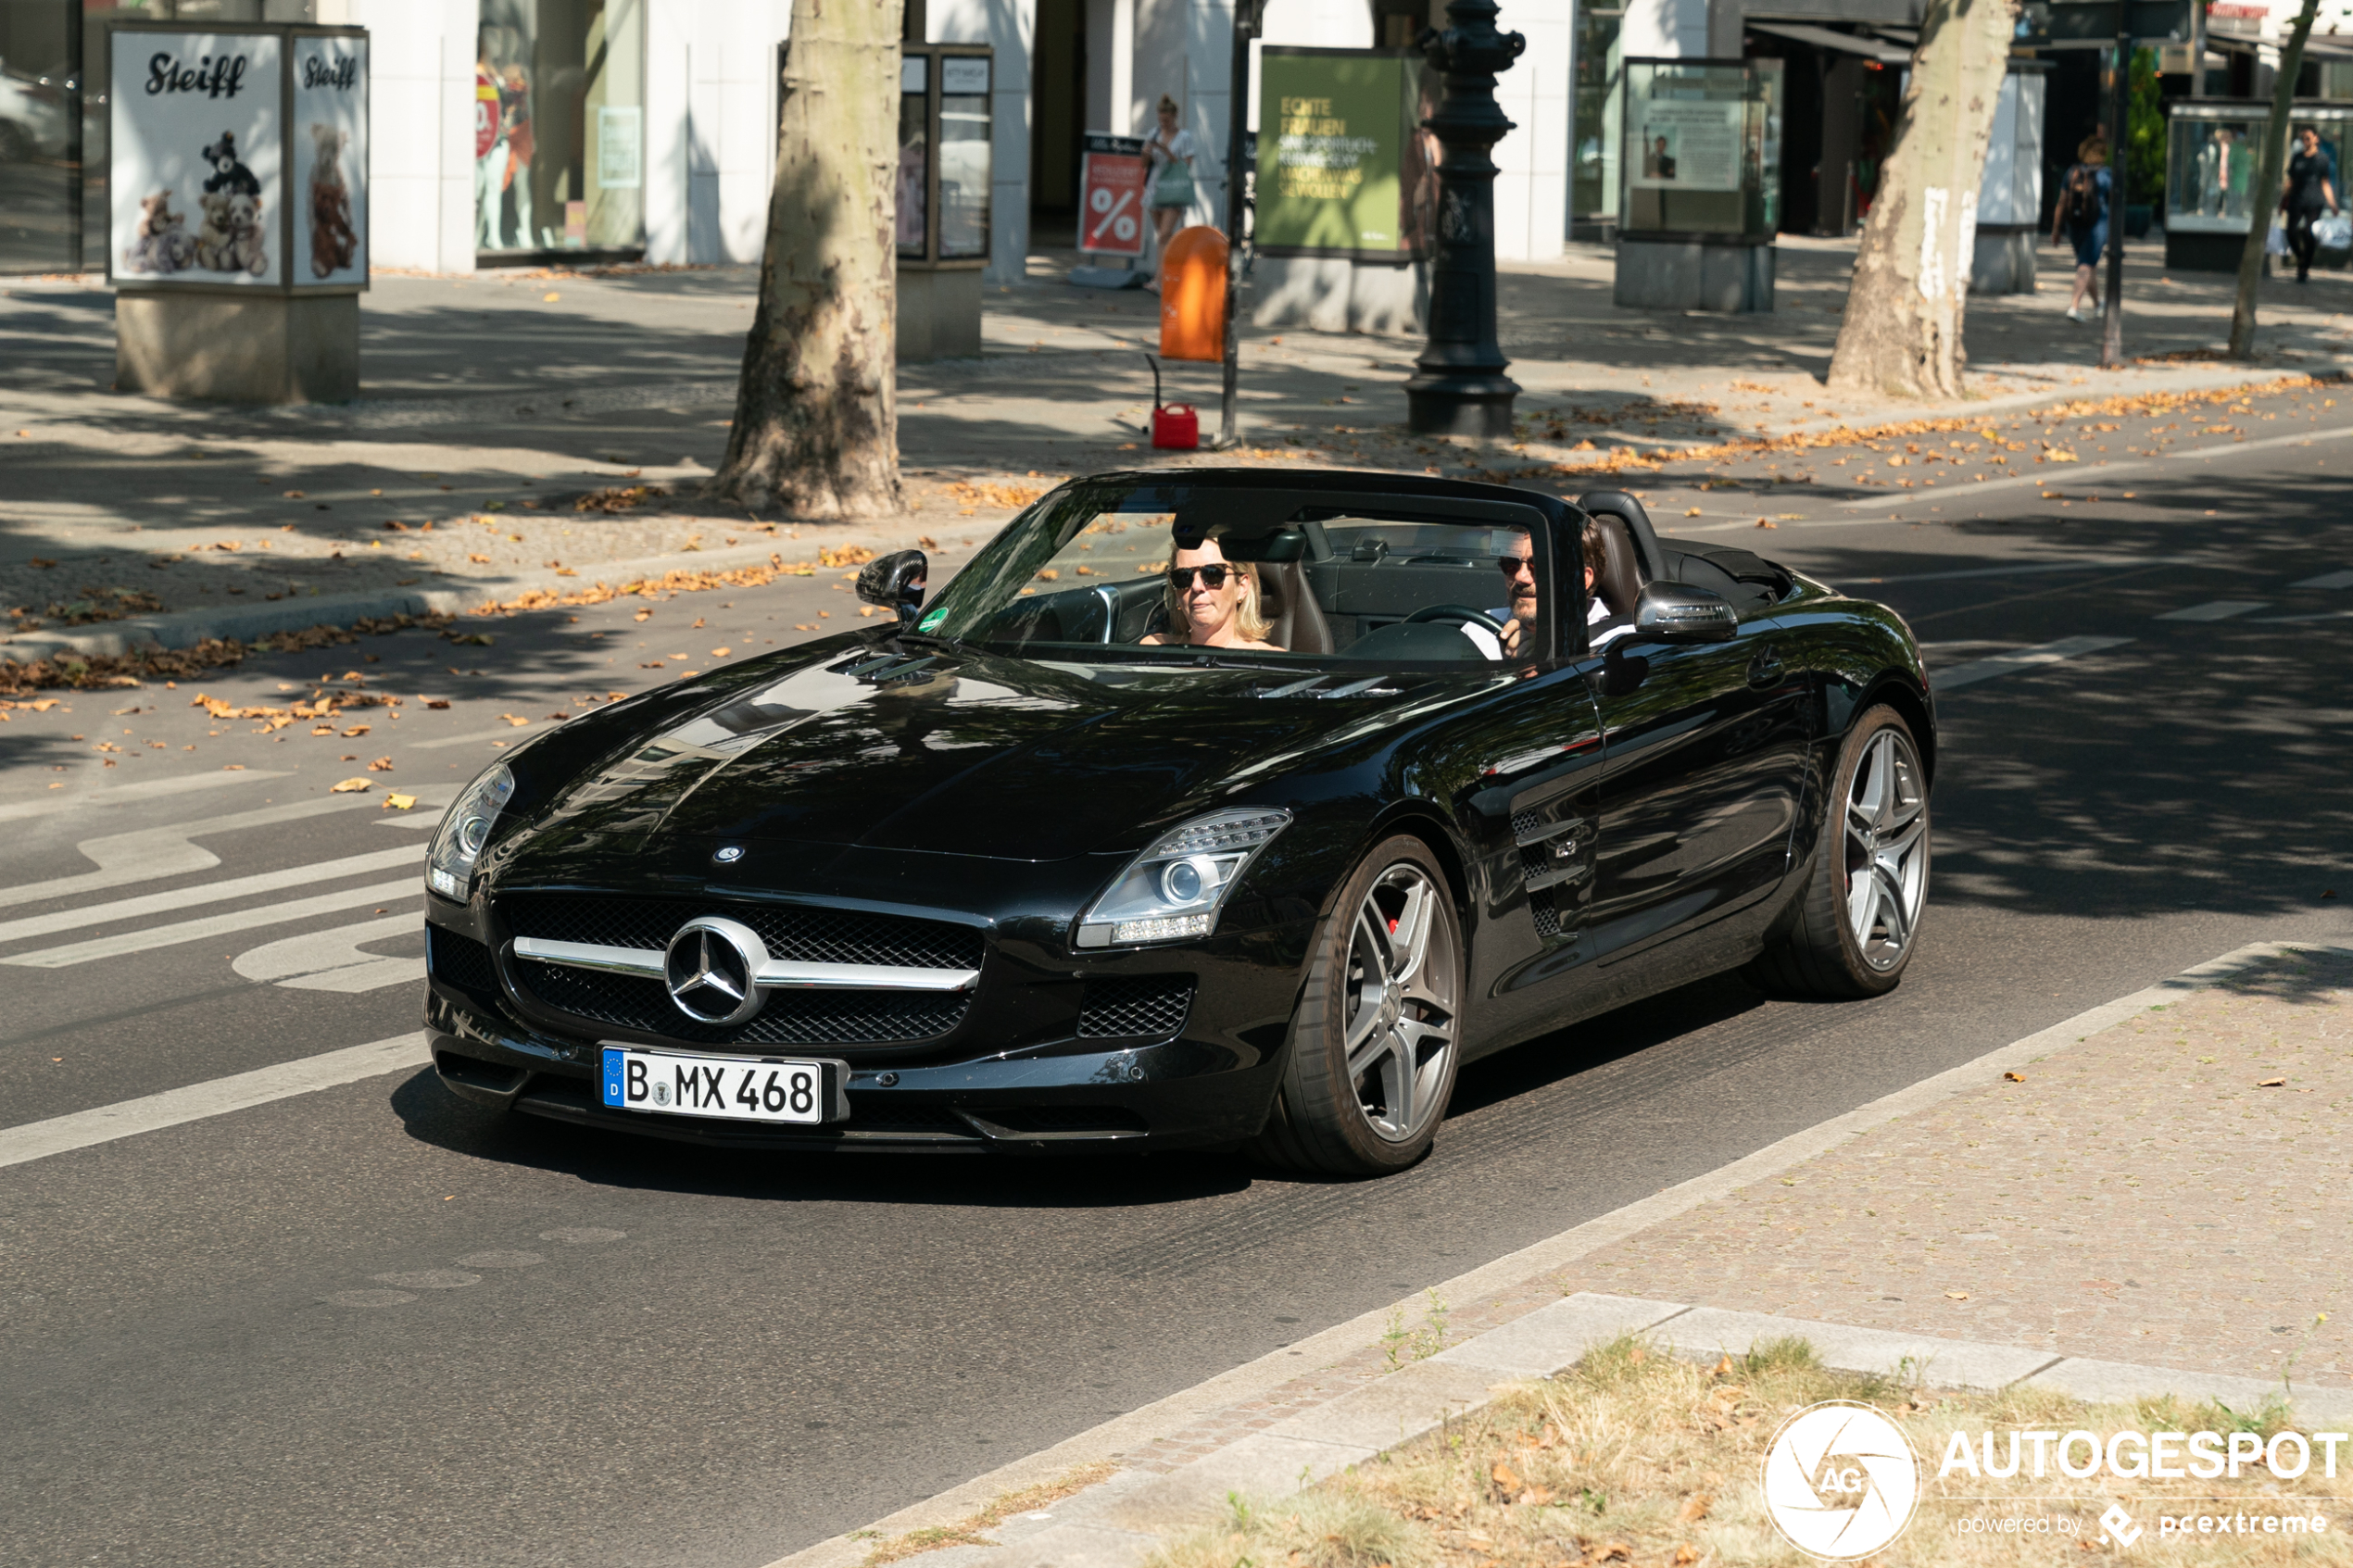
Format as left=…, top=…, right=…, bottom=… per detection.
left=1076, top=808, right=1291, bottom=947
left=426, top=761, right=515, bottom=900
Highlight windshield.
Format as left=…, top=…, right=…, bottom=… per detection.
left=915, top=480, right=1555, bottom=671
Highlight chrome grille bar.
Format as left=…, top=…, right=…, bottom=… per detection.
left=510, top=936, right=977, bottom=993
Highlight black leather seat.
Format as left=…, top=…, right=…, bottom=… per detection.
left=1586, top=513, right=1646, bottom=619
left=1255, top=559, right=1336, bottom=654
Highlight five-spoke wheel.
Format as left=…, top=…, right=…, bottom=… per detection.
left=1253, top=835, right=1464, bottom=1174
left=1745, top=704, right=1931, bottom=997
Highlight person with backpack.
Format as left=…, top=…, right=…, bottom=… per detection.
left=2281, top=124, right=2340, bottom=282
left=2050, top=133, right=2113, bottom=325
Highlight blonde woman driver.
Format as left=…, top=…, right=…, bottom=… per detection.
left=1140, top=537, right=1282, bottom=651
left=1146, top=94, right=1197, bottom=289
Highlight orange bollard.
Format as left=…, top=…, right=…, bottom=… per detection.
left=1158, top=225, right=1228, bottom=363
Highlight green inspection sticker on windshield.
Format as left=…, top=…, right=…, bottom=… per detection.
left=918, top=608, right=947, bottom=632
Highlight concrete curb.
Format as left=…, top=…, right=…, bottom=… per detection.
left=761, top=937, right=2353, bottom=1568
left=0, top=521, right=968, bottom=662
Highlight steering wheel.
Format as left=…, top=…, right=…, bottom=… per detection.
left=1403, top=604, right=1509, bottom=636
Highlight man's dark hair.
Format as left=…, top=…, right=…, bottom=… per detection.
left=1580, top=525, right=1607, bottom=573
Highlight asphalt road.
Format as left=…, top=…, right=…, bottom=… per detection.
left=4, top=385, right=2351, bottom=1568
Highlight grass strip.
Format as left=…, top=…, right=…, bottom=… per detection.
left=858, top=1461, right=1122, bottom=1565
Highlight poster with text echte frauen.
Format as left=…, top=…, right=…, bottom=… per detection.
left=112, top=31, right=284, bottom=287
left=1629, top=98, right=1743, bottom=192
left=1256, top=50, right=1416, bottom=258
left=290, top=32, right=367, bottom=286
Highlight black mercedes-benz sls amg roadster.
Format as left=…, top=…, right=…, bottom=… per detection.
left=424, top=470, right=1932, bottom=1175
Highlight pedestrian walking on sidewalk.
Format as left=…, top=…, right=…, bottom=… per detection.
left=2052, top=133, right=2112, bottom=325
left=2282, top=125, right=2340, bottom=283
left=1145, top=94, right=1197, bottom=292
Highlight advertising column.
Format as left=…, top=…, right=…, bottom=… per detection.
left=109, top=22, right=369, bottom=402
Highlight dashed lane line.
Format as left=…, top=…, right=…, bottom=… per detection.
left=2155, top=600, right=2270, bottom=621
left=1931, top=635, right=2136, bottom=691
left=1835, top=554, right=2196, bottom=587
left=0, top=844, right=428, bottom=944
left=3, top=880, right=424, bottom=968
left=2292, top=569, right=2353, bottom=589
left=0, top=1032, right=431, bottom=1172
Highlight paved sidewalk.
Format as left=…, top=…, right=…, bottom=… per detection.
left=5, top=236, right=2350, bottom=666
left=771, top=940, right=2353, bottom=1568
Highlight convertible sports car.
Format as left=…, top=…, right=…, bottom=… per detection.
left=424, top=470, right=1932, bottom=1175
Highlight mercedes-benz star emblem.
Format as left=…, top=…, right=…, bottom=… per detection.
left=662, top=916, right=771, bottom=1025
left=713, top=845, right=744, bottom=863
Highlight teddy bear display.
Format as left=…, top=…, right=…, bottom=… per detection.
left=200, top=132, right=261, bottom=198
left=123, top=189, right=197, bottom=275
left=195, top=188, right=269, bottom=275
left=307, top=122, right=357, bottom=277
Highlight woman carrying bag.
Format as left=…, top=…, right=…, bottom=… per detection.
left=1146, top=94, right=1197, bottom=291
left=2050, top=133, right=2112, bottom=325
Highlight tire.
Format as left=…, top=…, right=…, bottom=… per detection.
left=1251, top=835, right=1465, bottom=1177
left=1745, top=704, right=1930, bottom=998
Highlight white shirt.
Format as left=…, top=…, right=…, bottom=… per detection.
left=1587, top=596, right=1635, bottom=651
left=1150, top=128, right=1197, bottom=169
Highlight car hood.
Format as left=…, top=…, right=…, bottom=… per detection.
left=527, top=645, right=1397, bottom=861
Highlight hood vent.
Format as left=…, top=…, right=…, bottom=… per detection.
left=1252, top=674, right=1401, bottom=700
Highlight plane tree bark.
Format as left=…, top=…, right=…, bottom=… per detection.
left=2229, top=0, right=2323, bottom=358
left=708, top=0, right=905, bottom=518
left=1826, top=0, right=2018, bottom=401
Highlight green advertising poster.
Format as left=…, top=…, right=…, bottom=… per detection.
left=1257, top=49, right=1433, bottom=258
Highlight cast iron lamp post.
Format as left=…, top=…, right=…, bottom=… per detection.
left=1406, top=0, right=1526, bottom=437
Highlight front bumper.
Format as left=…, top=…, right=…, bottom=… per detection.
left=422, top=897, right=1309, bottom=1155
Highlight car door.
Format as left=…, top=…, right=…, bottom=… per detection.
left=1583, top=601, right=1810, bottom=985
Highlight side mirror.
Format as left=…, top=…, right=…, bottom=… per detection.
left=1631, top=582, right=1737, bottom=644
left=855, top=549, right=928, bottom=623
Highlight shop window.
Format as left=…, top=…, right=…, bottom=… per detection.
left=476, top=0, right=643, bottom=260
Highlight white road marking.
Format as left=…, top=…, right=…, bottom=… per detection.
left=1838, top=554, right=2195, bottom=586
left=3, top=879, right=423, bottom=967
left=233, top=914, right=423, bottom=993
left=2156, top=599, right=2268, bottom=621
left=0, top=1032, right=431, bottom=1172
left=1, top=794, right=445, bottom=911
left=0, top=844, right=426, bottom=944
left=2293, top=569, right=2353, bottom=589
left=1932, top=635, right=2136, bottom=690
left=0, top=770, right=291, bottom=825
left=409, top=725, right=537, bottom=750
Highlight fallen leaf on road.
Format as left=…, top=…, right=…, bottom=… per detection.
left=367, top=756, right=393, bottom=771
left=667, top=653, right=687, bottom=660
left=311, top=724, right=335, bottom=735
left=634, top=609, right=652, bottom=621
left=1945, top=1291, right=1969, bottom=1300
left=711, top=646, right=731, bottom=657
left=1683, top=507, right=1703, bottom=517
left=382, top=793, right=417, bottom=810
left=341, top=724, right=370, bottom=737
left=423, top=697, right=450, bottom=709
left=1755, top=518, right=1776, bottom=529
left=329, top=778, right=371, bottom=793
left=1491, top=1461, right=1522, bottom=1491
left=2004, top=1071, right=2026, bottom=1083
left=221, top=764, right=244, bottom=771
left=2258, top=1077, right=2285, bottom=1087
left=499, top=714, right=530, bottom=727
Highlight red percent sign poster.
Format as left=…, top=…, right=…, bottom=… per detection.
left=1078, top=132, right=1149, bottom=257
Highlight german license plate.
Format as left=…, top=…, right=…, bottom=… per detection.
left=599, top=1047, right=842, bottom=1124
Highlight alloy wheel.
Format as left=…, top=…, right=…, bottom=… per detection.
left=1843, top=728, right=1928, bottom=972
left=1340, top=863, right=1459, bottom=1143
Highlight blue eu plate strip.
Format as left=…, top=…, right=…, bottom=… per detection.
left=600, top=1047, right=624, bottom=1108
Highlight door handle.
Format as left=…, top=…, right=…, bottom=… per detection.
left=1747, top=646, right=1784, bottom=688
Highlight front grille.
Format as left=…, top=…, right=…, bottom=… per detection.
left=975, top=1105, right=1150, bottom=1134
left=512, top=958, right=969, bottom=1047
left=429, top=927, right=500, bottom=994
left=1076, top=976, right=1194, bottom=1039
left=498, top=894, right=980, bottom=971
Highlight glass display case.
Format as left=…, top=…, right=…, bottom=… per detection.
left=894, top=43, right=990, bottom=269
left=1618, top=57, right=1780, bottom=238
left=2164, top=100, right=2353, bottom=271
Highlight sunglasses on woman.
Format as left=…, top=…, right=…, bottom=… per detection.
left=1167, top=564, right=1235, bottom=590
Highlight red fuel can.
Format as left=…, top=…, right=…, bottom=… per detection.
left=1151, top=402, right=1200, bottom=449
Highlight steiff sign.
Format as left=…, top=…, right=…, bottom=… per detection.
left=107, top=21, right=370, bottom=403
left=108, top=22, right=370, bottom=292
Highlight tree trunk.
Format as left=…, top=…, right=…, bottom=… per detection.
left=708, top=0, right=905, bottom=518
left=1826, top=0, right=2017, bottom=401
left=2229, top=0, right=2322, bottom=358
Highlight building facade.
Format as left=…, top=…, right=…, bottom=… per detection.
left=2, top=0, right=1573, bottom=282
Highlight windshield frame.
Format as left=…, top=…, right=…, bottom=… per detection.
left=917, top=477, right=1566, bottom=671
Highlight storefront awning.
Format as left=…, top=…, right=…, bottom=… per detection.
left=1745, top=21, right=1918, bottom=64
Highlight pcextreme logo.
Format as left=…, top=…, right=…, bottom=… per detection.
left=1762, top=1400, right=1923, bottom=1560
